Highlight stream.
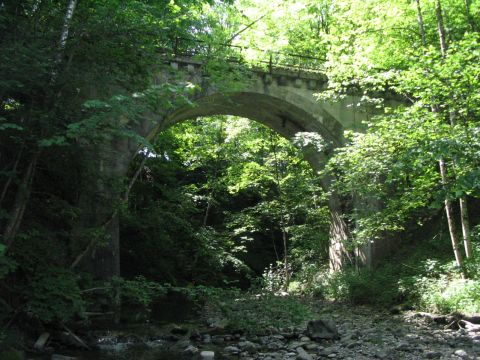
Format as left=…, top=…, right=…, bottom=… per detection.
left=26, top=302, right=480, bottom=360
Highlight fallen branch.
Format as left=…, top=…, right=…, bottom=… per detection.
left=459, top=320, right=480, bottom=332
left=463, top=315, right=480, bottom=324
left=82, top=311, right=115, bottom=316
left=80, top=287, right=108, bottom=293
left=62, top=324, right=90, bottom=350
left=413, top=312, right=449, bottom=324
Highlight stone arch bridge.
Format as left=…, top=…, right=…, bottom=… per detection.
left=86, top=55, right=395, bottom=279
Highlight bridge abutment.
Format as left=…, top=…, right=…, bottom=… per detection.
left=74, top=137, right=135, bottom=279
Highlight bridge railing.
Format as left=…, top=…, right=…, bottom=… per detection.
left=160, top=36, right=326, bottom=73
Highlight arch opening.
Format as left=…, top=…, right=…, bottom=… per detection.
left=161, top=91, right=344, bottom=150
left=121, top=114, right=333, bottom=288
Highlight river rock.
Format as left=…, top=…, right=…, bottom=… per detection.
left=306, top=319, right=339, bottom=340
left=238, top=340, right=258, bottom=352
left=212, top=335, right=224, bottom=344
left=224, top=345, right=241, bottom=354
left=207, top=317, right=228, bottom=330
left=202, top=334, right=212, bottom=344
left=395, top=341, right=411, bottom=351
left=184, top=345, right=199, bottom=355
left=454, top=349, right=468, bottom=358
left=304, top=343, right=318, bottom=350
left=200, top=350, right=215, bottom=360
left=51, top=355, right=77, bottom=360
left=171, top=325, right=189, bottom=335
left=296, top=347, right=313, bottom=360
left=34, top=332, right=50, bottom=350
left=425, top=350, right=442, bottom=358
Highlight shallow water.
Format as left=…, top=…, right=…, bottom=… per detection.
left=32, top=348, right=188, bottom=360
left=29, top=293, right=222, bottom=360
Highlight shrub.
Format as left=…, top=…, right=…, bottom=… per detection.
left=318, top=266, right=400, bottom=306
left=415, top=277, right=480, bottom=315
left=25, top=268, right=85, bottom=323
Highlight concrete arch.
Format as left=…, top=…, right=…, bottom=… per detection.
left=163, top=91, right=341, bottom=149
left=155, top=87, right=352, bottom=272
left=153, top=58, right=367, bottom=147
left=88, top=59, right=371, bottom=279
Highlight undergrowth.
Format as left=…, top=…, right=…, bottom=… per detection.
left=305, top=226, right=480, bottom=315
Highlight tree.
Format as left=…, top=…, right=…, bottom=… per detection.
left=321, top=0, right=480, bottom=273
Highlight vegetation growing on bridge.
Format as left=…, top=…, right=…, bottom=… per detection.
left=1, top=0, right=480, bottom=353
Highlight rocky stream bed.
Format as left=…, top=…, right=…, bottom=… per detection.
left=28, top=303, right=480, bottom=360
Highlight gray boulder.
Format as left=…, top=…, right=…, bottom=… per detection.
left=306, top=319, right=339, bottom=340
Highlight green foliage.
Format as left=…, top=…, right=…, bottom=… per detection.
left=25, top=268, right=85, bottom=323
left=319, top=266, right=400, bottom=306
left=2, top=0, right=480, bottom=336
left=110, top=276, right=168, bottom=312
left=315, top=226, right=480, bottom=315
left=122, top=116, right=330, bottom=286
left=0, top=244, right=16, bottom=280
left=257, top=262, right=291, bottom=293
left=415, top=278, right=480, bottom=314
left=0, top=348, right=25, bottom=360
left=186, top=286, right=313, bottom=334
left=221, top=293, right=313, bottom=334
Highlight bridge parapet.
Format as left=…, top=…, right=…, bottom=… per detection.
left=165, top=56, right=328, bottom=92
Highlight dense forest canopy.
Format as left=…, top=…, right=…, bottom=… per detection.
left=1, top=0, right=480, bottom=342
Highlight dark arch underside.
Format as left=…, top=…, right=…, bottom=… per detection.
left=162, top=92, right=344, bottom=147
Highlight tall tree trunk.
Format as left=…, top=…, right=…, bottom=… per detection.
left=434, top=0, right=469, bottom=274
left=57, top=0, right=78, bottom=59
left=415, top=0, right=427, bottom=46
left=459, top=197, right=472, bottom=258
left=435, top=0, right=448, bottom=57
left=52, top=0, right=78, bottom=82
left=0, top=146, right=24, bottom=206
left=3, top=152, right=39, bottom=249
left=439, top=158, right=464, bottom=276
left=464, top=0, right=477, bottom=32
left=281, top=226, right=289, bottom=291
left=203, top=195, right=212, bottom=227
left=448, top=113, right=473, bottom=261
left=270, top=132, right=289, bottom=290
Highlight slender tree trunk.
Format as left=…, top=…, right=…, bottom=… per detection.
left=448, top=113, right=473, bottom=260
left=0, top=146, right=24, bottom=206
left=203, top=195, right=212, bottom=227
left=439, top=158, right=464, bottom=276
left=460, top=197, right=472, bottom=258
left=464, top=0, right=477, bottom=32
left=270, top=132, right=289, bottom=290
left=435, top=0, right=448, bottom=57
left=282, top=226, right=289, bottom=291
left=52, top=0, right=78, bottom=82
left=434, top=0, right=469, bottom=274
left=58, top=0, right=78, bottom=57
left=415, top=0, right=427, bottom=46
left=3, top=152, right=39, bottom=249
